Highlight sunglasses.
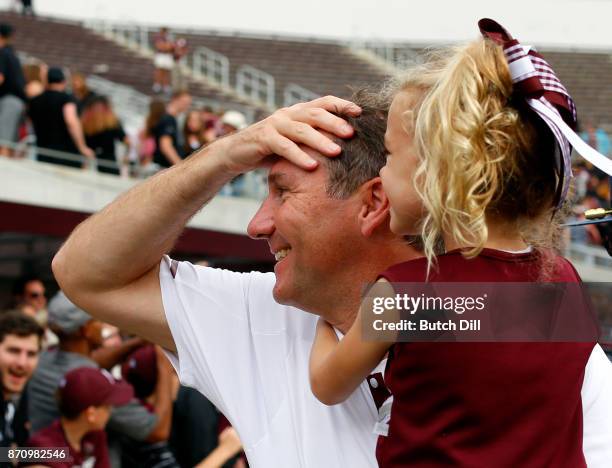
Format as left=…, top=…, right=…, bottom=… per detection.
left=26, top=292, right=45, bottom=299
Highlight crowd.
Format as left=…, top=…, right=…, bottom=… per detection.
left=570, top=121, right=612, bottom=248
left=0, top=21, right=258, bottom=195
left=0, top=276, right=245, bottom=467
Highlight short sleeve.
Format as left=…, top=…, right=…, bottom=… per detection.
left=158, top=116, right=175, bottom=138
left=581, top=344, right=612, bottom=467
left=159, top=256, right=279, bottom=421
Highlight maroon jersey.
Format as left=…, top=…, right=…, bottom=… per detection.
left=376, top=249, right=594, bottom=468
left=24, top=420, right=109, bottom=468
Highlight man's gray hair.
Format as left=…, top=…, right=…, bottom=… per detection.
left=325, top=87, right=391, bottom=199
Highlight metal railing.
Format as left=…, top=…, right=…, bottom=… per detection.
left=283, top=84, right=319, bottom=107
left=354, top=41, right=423, bottom=69
left=0, top=138, right=126, bottom=173
left=565, top=243, right=612, bottom=269
left=191, top=46, right=230, bottom=89
left=236, top=65, right=276, bottom=109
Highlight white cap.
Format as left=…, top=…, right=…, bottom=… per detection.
left=221, top=110, right=247, bottom=130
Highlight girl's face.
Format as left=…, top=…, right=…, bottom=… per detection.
left=379, top=90, right=424, bottom=236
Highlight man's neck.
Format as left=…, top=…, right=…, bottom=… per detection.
left=60, top=417, right=89, bottom=452
left=315, top=242, right=420, bottom=334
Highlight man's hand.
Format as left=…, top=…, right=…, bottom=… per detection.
left=215, top=96, right=361, bottom=176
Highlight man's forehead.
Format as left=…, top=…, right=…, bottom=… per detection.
left=268, top=150, right=328, bottom=183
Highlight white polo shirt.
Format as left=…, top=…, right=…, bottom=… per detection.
left=160, top=257, right=612, bottom=468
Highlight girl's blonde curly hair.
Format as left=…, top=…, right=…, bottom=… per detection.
left=387, top=38, right=565, bottom=274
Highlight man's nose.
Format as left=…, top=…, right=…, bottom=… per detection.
left=15, top=352, right=28, bottom=369
left=247, top=198, right=275, bottom=240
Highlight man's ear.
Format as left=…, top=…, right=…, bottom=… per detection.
left=358, top=177, right=390, bottom=237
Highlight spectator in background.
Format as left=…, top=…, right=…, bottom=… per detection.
left=138, top=99, right=165, bottom=176
left=219, top=110, right=247, bottom=137
left=580, top=119, right=611, bottom=158
left=27, top=292, right=171, bottom=461
left=219, top=111, right=248, bottom=196
left=11, top=275, right=46, bottom=323
left=20, top=0, right=34, bottom=16
left=0, top=312, right=43, bottom=448
left=120, top=345, right=178, bottom=468
left=82, top=96, right=130, bottom=176
left=183, top=109, right=205, bottom=155
left=71, top=72, right=96, bottom=115
left=170, top=385, right=243, bottom=468
left=22, top=62, right=46, bottom=99
left=152, top=90, right=191, bottom=168
left=152, top=27, right=174, bottom=94
left=199, top=106, right=219, bottom=144
left=172, top=37, right=188, bottom=92
left=0, top=23, right=26, bottom=158
left=28, top=67, right=95, bottom=168
left=24, top=367, right=133, bottom=468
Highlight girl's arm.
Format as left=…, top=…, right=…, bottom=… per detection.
left=309, top=279, right=395, bottom=405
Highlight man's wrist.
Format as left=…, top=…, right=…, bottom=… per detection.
left=195, top=136, right=243, bottom=180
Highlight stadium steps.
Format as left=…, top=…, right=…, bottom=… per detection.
left=166, top=30, right=391, bottom=106
left=0, top=11, right=263, bottom=114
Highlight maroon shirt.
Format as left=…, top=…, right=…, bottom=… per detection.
left=376, top=249, right=594, bottom=468
left=24, top=420, right=109, bottom=468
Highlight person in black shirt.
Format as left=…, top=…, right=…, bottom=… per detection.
left=28, top=67, right=94, bottom=168
left=82, top=95, right=131, bottom=176
left=0, top=312, right=43, bottom=449
left=152, top=90, right=191, bottom=169
left=0, top=23, right=26, bottom=157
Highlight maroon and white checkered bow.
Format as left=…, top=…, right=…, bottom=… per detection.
left=478, top=18, right=612, bottom=207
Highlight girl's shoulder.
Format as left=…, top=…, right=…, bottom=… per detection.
left=379, top=248, right=580, bottom=283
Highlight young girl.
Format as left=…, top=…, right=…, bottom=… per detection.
left=309, top=19, right=611, bottom=467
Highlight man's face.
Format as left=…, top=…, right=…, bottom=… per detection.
left=23, top=280, right=46, bottom=312
left=0, top=334, right=40, bottom=397
left=176, top=95, right=192, bottom=114
left=247, top=149, right=363, bottom=308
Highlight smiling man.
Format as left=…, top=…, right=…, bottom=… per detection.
left=52, top=91, right=421, bottom=466
left=0, top=311, right=43, bottom=448
left=51, top=90, right=612, bottom=467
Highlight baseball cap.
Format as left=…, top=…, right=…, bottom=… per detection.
left=58, top=367, right=134, bottom=416
left=121, top=345, right=158, bottom=399
left=221, top=110, right=247, bottom=130
left=47, top=67, right=66, bottom=84
left=48, top=291, right=92, bottom=334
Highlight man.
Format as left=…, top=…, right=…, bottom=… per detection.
left=152, top=90, right=191, bottom=169
left=28, top=291, right=173, bottom=453
left=0, top=23, right=26, bottom=158
left=11, top=276, right=46, bottom=316
left=0, top=312, right=43, bottom=448
left=24, top=367, right=133, bottom=468
left=28, top=67, right=94, bottom=168
left=53, top=93, right=612, bottom=466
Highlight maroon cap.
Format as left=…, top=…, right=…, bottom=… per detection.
left=122, top=345, right=158, bottom=399
left=58, top=367, right=134, bottom=416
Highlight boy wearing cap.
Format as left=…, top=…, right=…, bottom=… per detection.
left=23, top=366, right=133, bottom=468
left=28, top=291, right=172, bottom=465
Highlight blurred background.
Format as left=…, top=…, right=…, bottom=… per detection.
left=0, top=1, right=609, bottom=465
